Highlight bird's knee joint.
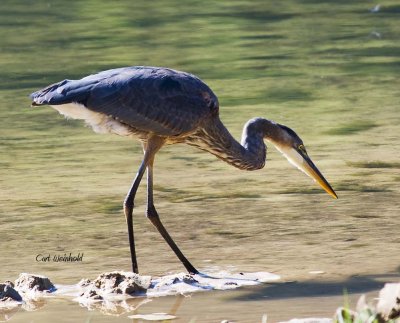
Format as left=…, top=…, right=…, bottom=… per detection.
left=146, top=205, right=158, bottom=219
left=123, top=200, right=134, bottom=215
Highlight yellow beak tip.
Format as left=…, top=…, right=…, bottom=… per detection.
left=329, top=191, right=338, bottom=199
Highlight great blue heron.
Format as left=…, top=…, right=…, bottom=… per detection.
left=30, top=66, right=337, bottom=274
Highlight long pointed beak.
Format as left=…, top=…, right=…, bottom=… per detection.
left=299, top=151, right=338, bottom=199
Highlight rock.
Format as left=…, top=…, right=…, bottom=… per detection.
left=172, top=274, right=198, bottom=285
left=77, top=278, right=91, bottom=288
left=224, top=282, right=238, bottom=286
left=80, top=288, right=103, bottom=300
left=3, top=281, right=14, bottom=288
left=376, top=283, right=400, bottom=321
left=14, top=273, right=55, bottom=293
left=182, top=274, right=198, bottom=285
left=83, top=271, right=151, bottom=297
left=0, top=283, right=22, bottom=302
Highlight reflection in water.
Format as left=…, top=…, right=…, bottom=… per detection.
left=78, top=298, right=152, bottom=316
left=0, top=298, right=46, bottom=322
left=0, top=292, right=186, bottom=321
left=21, top=298, right=46, bottom=312
left=90, top=296, right=185, bottom=321
left=169, top=295, right=184, bottom=316
left=0, top=305, right=20, bottom=322
left=128, top=297, right=184, bottom=321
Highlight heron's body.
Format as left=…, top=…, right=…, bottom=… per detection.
left=31, top=66, right=337, bottom=274
left=36, top=67, right=217, bottom=137
left=32, top=66, right=269, bottom=170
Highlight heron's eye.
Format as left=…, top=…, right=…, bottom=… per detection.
left=298, top=144, right=306, bottom=154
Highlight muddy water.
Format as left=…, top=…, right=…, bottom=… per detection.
left=1, top=0, right=400, bottom=321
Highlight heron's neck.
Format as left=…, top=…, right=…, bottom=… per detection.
left=186, top=117, right=280, bottom=170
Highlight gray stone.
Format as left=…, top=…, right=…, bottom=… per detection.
left=88, top=271, right=151, bottom=296
left=0, top=283, right=22, bottom=302
left=14, top=273, right=55, bottom=293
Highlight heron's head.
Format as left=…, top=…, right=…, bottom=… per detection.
left=267, top=123, right=338, bottom=199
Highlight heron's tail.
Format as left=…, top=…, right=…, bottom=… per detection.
left=30, top=79, right=72, bottom=106
left=30, top=78, right=93, bottom=107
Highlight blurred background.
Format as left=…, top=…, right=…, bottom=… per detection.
left=0, top=0, right=399, bottom=321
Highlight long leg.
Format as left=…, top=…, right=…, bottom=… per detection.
left=124, top=136, right=165, bottom=273
left=123, top=160, right=146, bottom=274
left=146, top=155, right=199, bottom=274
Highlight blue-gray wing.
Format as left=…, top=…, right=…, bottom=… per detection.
left=30, top=66, right=219, bottom=136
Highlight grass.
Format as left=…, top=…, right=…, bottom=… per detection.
left=335, top=289, right=400, bottom=323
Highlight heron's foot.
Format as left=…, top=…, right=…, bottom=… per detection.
left=187, top=266, right=199, bottom=275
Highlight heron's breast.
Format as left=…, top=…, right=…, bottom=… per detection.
left=50, top=103, right=133, bottom=136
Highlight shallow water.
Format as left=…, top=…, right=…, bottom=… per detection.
left=1, top=0, right=400, bottom=321
left=2, top=274, right=398, bottom=322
